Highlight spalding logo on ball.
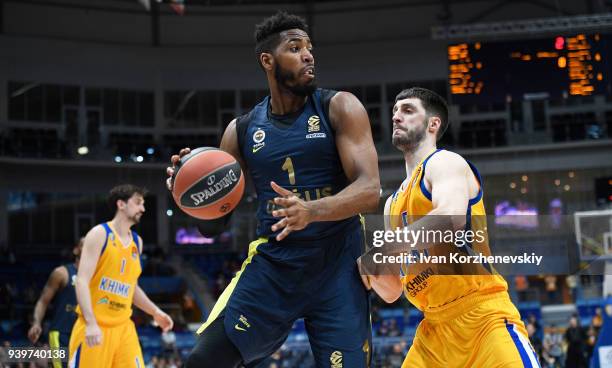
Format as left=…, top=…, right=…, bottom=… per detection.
left=172, top=147, right=245, bottom=220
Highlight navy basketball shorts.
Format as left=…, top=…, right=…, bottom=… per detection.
left=196, top=225, right=372, bottom=367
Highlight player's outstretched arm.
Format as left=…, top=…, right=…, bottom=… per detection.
left=75, top=225, right=105, bottom=347
left=270, top=92, right=380, bottom=241
left=358, top=152, right=478, bottom=287
left=369, top=151, right=474, bottom=258
left=28, top=266, right=68, bottom=343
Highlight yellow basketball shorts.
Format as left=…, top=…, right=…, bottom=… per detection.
left=68, top=317, right=144, bottom=368
left=403, top=292, right=540, bottom=368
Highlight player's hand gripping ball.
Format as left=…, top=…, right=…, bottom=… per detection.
left=171, top=147, right=245, bottom=220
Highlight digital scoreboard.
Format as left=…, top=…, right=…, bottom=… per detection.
left=448, top=33, right=610, bottom=103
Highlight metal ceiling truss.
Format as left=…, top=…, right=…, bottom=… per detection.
left=432, top=13, right=612, bottom=40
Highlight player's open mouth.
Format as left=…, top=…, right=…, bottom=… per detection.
left=303, top=66, right=315, bottom=78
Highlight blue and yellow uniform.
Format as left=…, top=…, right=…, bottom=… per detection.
left=69, top=222, right=144, bottom=368
left=389, top=149, right=540, bottom=368
left=197, top=89, right=371, bottom=367
left=49, top=263, right=77, bottom=368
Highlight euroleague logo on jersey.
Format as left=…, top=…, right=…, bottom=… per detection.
left=306, top=115, right=326, bottom=139
left=252, top=129, right=266, bottom=153
left=307, top=116, right=320, bottom=132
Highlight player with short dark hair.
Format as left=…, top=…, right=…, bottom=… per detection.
left=393, top=87, right=449, bottom=140
left=68, top=184, right=173, bottom=368
left=107, top=184, right=149, bottom=213
left=361, top=87, right=540, bottom=367
left=167, top=11, right=381, bottom=368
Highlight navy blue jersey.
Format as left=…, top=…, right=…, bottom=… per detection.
left=238, top=88, right=359, bottom=241
left=49, top=263, right=77, bottom=335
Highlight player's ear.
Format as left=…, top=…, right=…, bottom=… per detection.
left=116, top=199, right=126, bottom=210
left=428, top=116, right=441, bottom=134
left=260, top=52, right=274, bottom=72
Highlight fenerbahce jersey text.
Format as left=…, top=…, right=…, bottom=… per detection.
left=75, top=222, right=142, bottom=326
left=237, top=88, right=359, bottom=242
left=389, top=149, right=507, bottom=313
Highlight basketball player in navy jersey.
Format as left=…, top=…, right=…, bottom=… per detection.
left=28, top=238, right=83, bottom=368
left=166, top=11, right=380, bottom=368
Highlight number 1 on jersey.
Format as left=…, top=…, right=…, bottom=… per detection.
left=282, top=157, right=296, bottom=185
left=120, top=258, right=126, bottom=274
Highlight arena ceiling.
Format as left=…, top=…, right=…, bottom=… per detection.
left=3, top=0, right=605, bottom=45
left=8, top=0, right=598, bottom=17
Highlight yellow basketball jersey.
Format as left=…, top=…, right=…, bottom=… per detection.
left=76, top=222, right=142, bottom=326
left=389, top=149, right=507, bottom=313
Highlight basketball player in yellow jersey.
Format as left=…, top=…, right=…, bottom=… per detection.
left=362, top=88, right=540, bottom=368
left=69, top=184, right=174, bottom=368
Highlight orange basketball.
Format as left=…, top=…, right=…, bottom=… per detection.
left=172, top=147, right=245, bottom=220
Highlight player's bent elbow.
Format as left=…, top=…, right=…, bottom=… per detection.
left=371, top=276, right=403, bottom=303
left=381, top=287, right=403, bottom=304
